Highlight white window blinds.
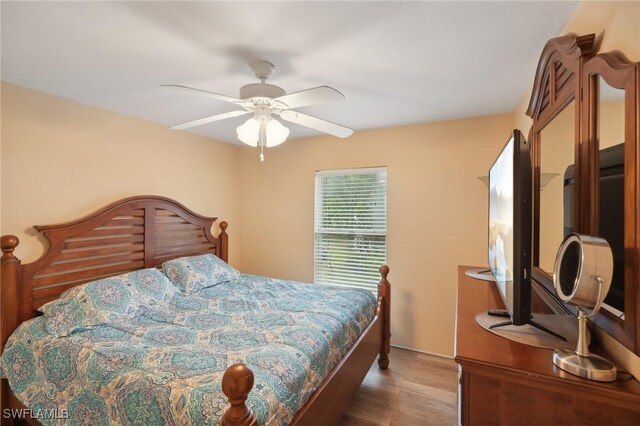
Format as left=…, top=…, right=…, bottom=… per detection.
left=314, top=167, right=387, bottom=291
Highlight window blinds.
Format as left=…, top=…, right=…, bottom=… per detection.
left=314, top=167, right=387, bottom=291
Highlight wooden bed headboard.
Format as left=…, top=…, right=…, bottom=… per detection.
left=0, top=195, right=228, bottom=352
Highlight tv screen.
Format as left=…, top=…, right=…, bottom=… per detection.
left=563, top=142, right=624, bottom=315
left=488, top=130, right=532, bottom=325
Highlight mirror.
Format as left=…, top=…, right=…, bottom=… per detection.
left=596, top=76, right=625, bottom=319
left=527, top=36, right=640, bottom=354
left=538, top=101, right=576, bottom=273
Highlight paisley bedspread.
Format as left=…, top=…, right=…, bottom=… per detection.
left=1, top=274, right=377, bottom=425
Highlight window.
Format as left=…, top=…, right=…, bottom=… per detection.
left=314, top=167, right=387, bottom=291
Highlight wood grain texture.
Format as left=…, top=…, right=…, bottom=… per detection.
left=340, top=348, right=457, bottom=426
left=526, top=33, right=595, bottom=121
left=581, top=52, right=640, bottom=355
left=221, top=364, right=258, bottom=426
left=456, top=266, right=640, bottom=425
left=378, top=265, right=391, bottom=369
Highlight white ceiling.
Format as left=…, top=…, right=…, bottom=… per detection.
left=1, top=1, right=579, bottom=144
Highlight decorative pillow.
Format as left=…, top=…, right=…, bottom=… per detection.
left=162, top=254, right=239, bottom=294
left=40, top=268, right=177, bottom=336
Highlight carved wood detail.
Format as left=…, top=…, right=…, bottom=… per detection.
left=528, top=34, right=595, bottom=284
left=221, top=364, right=258, bottom=426
left=528, top=33, right=640, bottom=355
left=526, top=33, right=595, bottom=122
left=0, top=195, right=227, bottom=348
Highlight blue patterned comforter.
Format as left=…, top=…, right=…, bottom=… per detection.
left=1, top=274, right=377, bottom=425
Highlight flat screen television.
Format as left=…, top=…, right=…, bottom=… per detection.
left=488, top=130, right=566, bottom=341
left=488, top=129, right=532, bottom=325
left=563, top=142, right=624, bottom=316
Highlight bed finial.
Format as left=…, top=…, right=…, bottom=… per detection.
left=218, top=221, right=229, bottom=263
left=379, top=264, right=389, bottom=282
left=221, top=363, right=258, bottom=426
left=1, top=234, right=19, bottom=258
left=378, top=264, right=391, bottom=369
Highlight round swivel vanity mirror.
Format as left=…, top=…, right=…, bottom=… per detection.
left=552, top=233, right=617, bottom=382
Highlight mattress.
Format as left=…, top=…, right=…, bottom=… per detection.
left=1, top=274, right=376, bottom=425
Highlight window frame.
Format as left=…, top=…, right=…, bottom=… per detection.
left=313, top=166, right=388, bottom=291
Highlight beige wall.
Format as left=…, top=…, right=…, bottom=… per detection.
left=1, top=82, right=241, bottom=267
left=512, top=1, right=640, bottom=377
left=566, top=1, right=640, bottom=62
left=238, top=113, right=514, bottom=357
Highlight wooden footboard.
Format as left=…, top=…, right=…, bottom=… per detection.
left=220, top=265, right=392, bottom=426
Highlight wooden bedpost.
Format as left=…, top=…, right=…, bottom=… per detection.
left=220, top=363, right=257, bottom=426
left=1, top=235, right=21, bottom=412
left=219, top=221, right=229, bottom=263
left=1, top=235, right=21, bottom=351
left=378, top=265, right=391, bottom=369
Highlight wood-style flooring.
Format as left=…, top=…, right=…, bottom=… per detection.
left=340, top=347, right=458, bottom=426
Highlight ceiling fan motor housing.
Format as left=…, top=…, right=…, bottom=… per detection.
left=240, top=83, right=286, bottom=100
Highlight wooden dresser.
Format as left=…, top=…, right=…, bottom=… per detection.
left=454, top=266, right=640, bottom=425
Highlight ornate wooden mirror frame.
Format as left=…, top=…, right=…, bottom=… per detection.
left=527, top=33, right=640, bottom=355
left=582, top=51, right=640, bottom=352
left=527, top=33, right=595, bottom=296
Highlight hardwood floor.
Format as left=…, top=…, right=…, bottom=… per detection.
left=340, top=347, right=458, bottom=426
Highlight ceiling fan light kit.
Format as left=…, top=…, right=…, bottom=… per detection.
left=164, top=60, right=353, bottom=161
left=236, top=117, right=260, bottom=147
left=236, top=106, right=290, bottom=156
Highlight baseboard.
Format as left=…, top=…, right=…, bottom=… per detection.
left=391, top=344, right=454, bottom=360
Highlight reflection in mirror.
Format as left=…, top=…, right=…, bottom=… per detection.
left=539, top=101, right=575, bottom=273
left=597, top=76, right=625, bottom=319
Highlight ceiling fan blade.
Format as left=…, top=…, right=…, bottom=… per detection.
left=170, top=110, right=250, bottom=131
left=278, top=110, right=353, bottom=138
left=161, top=84, right=248, bottom=106
left=273, top=86, right=345, bottom=109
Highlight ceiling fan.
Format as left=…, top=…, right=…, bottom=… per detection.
left=163, top=60, right=353, bottom=161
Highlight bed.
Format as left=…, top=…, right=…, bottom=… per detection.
left=0, top=196, right=391, bottom=425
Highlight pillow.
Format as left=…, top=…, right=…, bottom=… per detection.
left=41, top=268, right=177, bottom=336
left=162, top=254, right=239, bottom=294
